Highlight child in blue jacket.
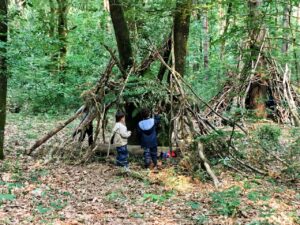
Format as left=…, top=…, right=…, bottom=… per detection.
left=137, top=108, right=160, bottom=169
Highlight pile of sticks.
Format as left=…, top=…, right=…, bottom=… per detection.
left=205, top=53, right=300, bottom=127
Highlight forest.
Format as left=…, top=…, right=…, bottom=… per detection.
left=0, top=0, right=299, bottom=224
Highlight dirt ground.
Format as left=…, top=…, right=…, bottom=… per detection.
left=0, top=114, right=299, bottom=225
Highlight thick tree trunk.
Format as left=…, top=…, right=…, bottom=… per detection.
left=57, top=0, right=68, bottom=71
left=173, top=0, right=192, bottom=77
left=247, top=0, right=267, bottom=118
left=108, top=0, right=133, bottom=72
left=108, top=0, right=136, bottom=143
left=0, top=0, right=8, bottom=160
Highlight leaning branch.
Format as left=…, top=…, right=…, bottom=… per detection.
left=27, top=110, right=82, bottom=155
left=154, top=50, right=247, bottom=134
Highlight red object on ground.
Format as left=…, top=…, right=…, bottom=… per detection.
left=168, top=150, right=176, bottom=158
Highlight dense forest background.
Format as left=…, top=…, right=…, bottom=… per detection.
left=0, top=1, right=300, bottom=224
left=6, top=0, right=300, bottom=114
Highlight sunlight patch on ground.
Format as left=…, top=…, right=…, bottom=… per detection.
left=149, top=167, right=194, bottom=192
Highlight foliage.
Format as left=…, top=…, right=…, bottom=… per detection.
left=210, top=186, right=241, bottom=216
left=6, top=0, right=300, bottom=115
left=247, top=191, right=270, bottom=202
left=255, top=125, right=281, bottom=145
left=0, top=193, right=16, bottom=202
left=143, top=190, right=175, bottom=203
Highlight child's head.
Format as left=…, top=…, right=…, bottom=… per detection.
left=116, top=111, right=125, bottom=122
left=141, top=108, right=151, bottom=119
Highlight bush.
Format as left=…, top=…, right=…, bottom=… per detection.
left=255, top=125, right=281, bottom=144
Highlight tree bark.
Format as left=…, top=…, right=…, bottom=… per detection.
left=294, top=4, right=300, bottom=84
left=108, top=0, right=133, bottom=72
left=157, top=34, right=172, bottom=81
left=202, top=12, right=209, bottom=71
left=246, top=0, right=267, bottom=118
left=104, top=0, right=110, bottom=11
left=173, top=0, right=192, bottom=77
left=57, top=0, right=68, bottom=71
left=220, top=2, right=232, bottom=60
left=0, top=0, right=8, bottom=160
left=282, top=5, right=291, bottom=54
left=49, top=0, right=56, bottom=37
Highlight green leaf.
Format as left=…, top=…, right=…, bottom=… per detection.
left=187, top=201, right=200, bottom=209
left=0, top=194, right=16, bottom=201
left=37, top=204, right=51, bottom=214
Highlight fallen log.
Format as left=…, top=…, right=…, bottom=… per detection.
left=95, top=144, right=172, bottom=156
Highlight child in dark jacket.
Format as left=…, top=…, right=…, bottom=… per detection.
left=137, top=108, right=160, bottom=169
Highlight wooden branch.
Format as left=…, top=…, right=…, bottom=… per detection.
left=198, top=142, right=220, bottom=188
left=227, top=144, right=267, bottom=175
left=155, top=50, right=247, bottom=134
left=103, top=44, right=127, bottom=78
left=27, top=111, right=82, bottom=155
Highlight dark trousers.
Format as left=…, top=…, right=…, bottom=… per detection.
left=76, top=123, right=93, bottom=146
left=144, top=147, right=158, bottom=168
left=116, top=145, right=129, bottom=167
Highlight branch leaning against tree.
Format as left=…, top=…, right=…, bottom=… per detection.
left=153, top=49, right=247, bottom=134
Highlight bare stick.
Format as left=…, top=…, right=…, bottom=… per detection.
left=155, top=51, right=247, bottom=134
left=198, top=142, right=220, bottom=188
left=27, top=110, right=82, bottom=155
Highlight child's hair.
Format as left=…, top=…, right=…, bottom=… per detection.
left=141, top=108, right=151, bottom=119
left=115, top=111, right=125, bottom=122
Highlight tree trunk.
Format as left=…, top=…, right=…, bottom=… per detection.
left=108, top=0, right=136, bottom=143
left=282, top=5, right=291, bottom=54
left=108, top=0, right=133, bottom=72
left=246, top=0, right=267, bottom=118
left=49, top=0, right=56, bottom=37
left=57, top=0, right=68, bottom=71
left=104, top=0, right=110, bottom=11
left=220, top=2, right=232, bottom=60
left=202, top=12, right=209, bottom=71
left=157, top=34, right=172, bottom=81
left=0, top=0, right=8, bottom=160
left=294, top=4, right=300, bottom=84
left=173, top=0, right=192, bottom=77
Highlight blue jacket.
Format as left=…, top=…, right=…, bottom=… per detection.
left=137, top=115, right=160, bottom=148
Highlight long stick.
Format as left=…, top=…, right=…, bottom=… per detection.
left=198, top=142, right=220, bottom=188
left=27, top=110, right=82, bottom=155
left=169, top=31, right=175, bottom=153
left=155, top=51, right=247, bottom=134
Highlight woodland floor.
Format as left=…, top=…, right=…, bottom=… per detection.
left=0, top=114, right=299, bottom=225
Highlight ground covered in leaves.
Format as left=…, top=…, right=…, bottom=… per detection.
left=0, top=114, right=299, bottom=224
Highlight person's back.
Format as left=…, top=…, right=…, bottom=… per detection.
left=138, top=116, right=159, bottom=147
left=137, top=108, right=160, bottom=168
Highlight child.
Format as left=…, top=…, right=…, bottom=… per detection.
left=112, top=111, right=131, bottom=169
left=137, top=108, right=160, bottom=169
